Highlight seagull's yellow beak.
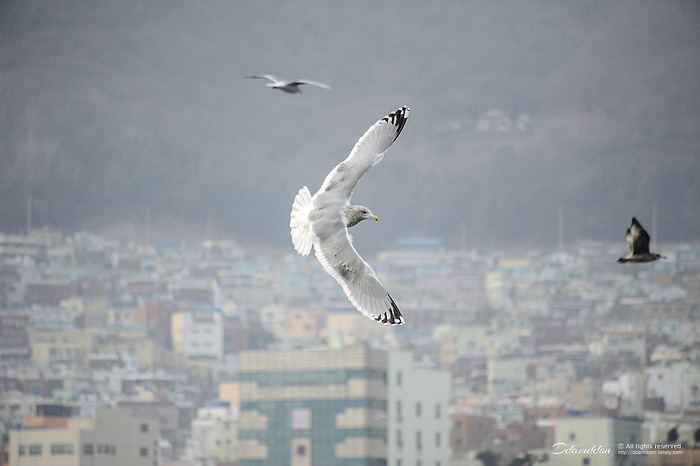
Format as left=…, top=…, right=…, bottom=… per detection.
left=373, top=216, right=379, bottom=222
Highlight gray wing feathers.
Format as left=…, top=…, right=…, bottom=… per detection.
left=244, top=74, right=279, bottom=82
left=291, top=80, right=331, bottom=89
left=625, top=228, right=635, bottom=255
left=318, top=106, right=409, bottom=200
left=629, top=217, right=651, bottom=255
left=313, top=229, right=398, bottom=322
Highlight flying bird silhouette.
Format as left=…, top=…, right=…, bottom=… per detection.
left=617, top=217, right=665, bottom=263
left=244, top=74, right=331, bottom=94
left=290, top=106, right=409, bottom=325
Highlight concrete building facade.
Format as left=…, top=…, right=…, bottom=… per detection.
left=387, top=351, right=451, bottom=466
left=8, top=408, right=158, bottom=466
left=238, top=346, right=388, bottom=465
left=551, top=416, right=643, bottom=466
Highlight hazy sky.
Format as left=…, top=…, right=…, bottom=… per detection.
left=1, top=1, right=698, bottom=251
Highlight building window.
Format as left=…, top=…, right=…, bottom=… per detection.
left=435, top=404, right=441, bottom=419
left=416, top=431, right=422, bottom=450
left=397, top=400, right=402, bottom=421
left=140, top=423, right=149, bottom=432
left=140, top=447, right=149, bottom=457
left=51, top=443, right=74, bottom=455
left=29, top=444, right=42, bottom=456
left=98, top=444, right=116, bottom=454
left=83, top=444, right=94, bottom=455
left=397, top=429, right=403, bottom=448
left=435, top=432, right=441, bottom=447
left=416, top=402, right=422, bottom=417
left=18, top=445, right=26, bottom=456
left=291, top=408, right=312, bottom=429
left=397, top=371, right=403, bottom=386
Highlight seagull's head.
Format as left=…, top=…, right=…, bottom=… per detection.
left=344, top=205, right=379, bottom=228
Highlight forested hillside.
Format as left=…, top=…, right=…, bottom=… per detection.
left=0, top=1, right=698, bottom=249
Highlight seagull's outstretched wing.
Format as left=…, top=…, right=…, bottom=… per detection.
left=313, top=224, right=403, bottom=324
left=289, top=79, right=331, bottom=90
left=244, top=74, right=280, bottom=84
left=627, top=217, right=651, bottom=255
left=317, top=106, right=409, bottom=202
left=309, top=106, right=409, bottom=324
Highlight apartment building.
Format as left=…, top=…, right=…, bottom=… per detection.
left=8, top=408, right=158, bottom=466
left=172, top=309, right=223, bottom=361
left=27, top=330, right=95, bottom=367
left=551, top=416, right=643, bottom=466
left=387, top=351, right=451, bottom=466
left=238, top=346, right=388, bottom=465
left=237, top=346, right=452, bottom=466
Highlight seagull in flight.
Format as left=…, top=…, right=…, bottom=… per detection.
left=617, top=217, right=665, bottom=263
left=244, top=74, right=331, bottom=94
left=290, top=106, right=409, bottom=325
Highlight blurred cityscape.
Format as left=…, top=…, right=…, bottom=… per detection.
left=0, top=229, right=699, bottom=465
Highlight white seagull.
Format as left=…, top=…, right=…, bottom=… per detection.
left=290, top=106, right=409, bottom=325
left=617, top=217, right=665, bottom=263
left=244, top=74, right=331, bottom=94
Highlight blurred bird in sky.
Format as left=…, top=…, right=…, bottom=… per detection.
left=617, top=217, right=665, bottom=263
left=244, top=74, right=331, bottom=94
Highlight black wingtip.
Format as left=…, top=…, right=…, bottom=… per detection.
left=382, top=106, right=410, bottom=142
left=374, top=295, right=404, bottom=325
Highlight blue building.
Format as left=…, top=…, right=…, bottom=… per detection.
left=238, top=346, right=388, bottom=465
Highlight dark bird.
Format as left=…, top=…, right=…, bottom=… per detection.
left=244, top=74, right=331, bottom=94
left=617, top=217, right=665, bottom=263
left=290, top=106, right=409, bottom=325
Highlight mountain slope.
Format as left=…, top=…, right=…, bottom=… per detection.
left=0, top=0, right=698, bottom=249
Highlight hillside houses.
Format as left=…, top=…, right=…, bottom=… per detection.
left=0, top=230, right=698, bottom=465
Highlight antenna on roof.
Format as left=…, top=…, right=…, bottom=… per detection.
left=207, top=209, right=213, bottom=243
left=557, top=205, right=564, bottom=250
left=26, top=194, right=32, bottom=234
left=651, top=203, right=657, bottom=251
left=144, top=205, right=151, bottom=244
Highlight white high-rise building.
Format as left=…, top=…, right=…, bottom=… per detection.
left=387, top=351, right=451, bottom=466
left=180, top=309, right=224, bottom=361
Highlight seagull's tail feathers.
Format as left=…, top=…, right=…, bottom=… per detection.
left=290, top=186, right=314, bottom=255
